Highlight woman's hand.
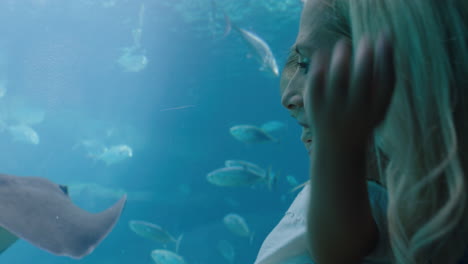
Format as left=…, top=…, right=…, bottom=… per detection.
left=304, top=32, right=396, bottom=151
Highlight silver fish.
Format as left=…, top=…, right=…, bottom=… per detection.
left=217, top=239, right=235, bottom=264
left=235, top=27, right=279, bottom=76
left=151, top=249, right=186, bottom=264
left=223, top=213, right=254, bottom=243
left=223, top=11, right=232, bottom=38
left=207, top=163, right=276, bottom=190
left=229, top=124, right=278, bottom=143
left=260, top=120, right=286, bottom=133
left=129, top=220, right=183, bottom=253
left=7, top=124, right=39, bottom=145
left=117, top=47, right=148, bottom=72
left=286, top=175, right=299, bottom=188
left=96, top=144, right=133, bottom=165
left=224, top=159, right=265, bottom=176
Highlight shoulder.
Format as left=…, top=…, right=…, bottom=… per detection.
left=254, top=184, right=312, bottom=264
left=254, top=181, right=392, bottom=264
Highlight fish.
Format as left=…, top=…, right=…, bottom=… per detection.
left=117, top=47, right=148, bottom=72
left=7, top=124, right=39, bottom=145
left=286, top=175, right=306, bottom=193
left=260, top=120, right=286, bottom=133
left=234, top=26, right=279, bottom=76
left=207, top=161, right=277, bottom=190
left=286, top=175, right=299, bottom=188
left=151, top=249, right=186, bottom=264
left=0, top=173, right=126, bottom=259
left=222, top=11, right=232, bottom=38
left=223, top=213, right=254, bottom=244
left=217, top=239, right=235, bottom=264
left=95, top=144, right=133, bottom=165
left=224, top=160, right=279, bottom=190
left=224, top=159, right=266, bottom=176
left=229, top=124, right=278, bottom=143
left=129, top=220, right=183, bottom=253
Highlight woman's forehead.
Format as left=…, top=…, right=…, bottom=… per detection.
left=280, top=0, right=342, bottom=93
left=300, top=0, right=324, bottom=30
left=296, top=0, right=340, bottom=53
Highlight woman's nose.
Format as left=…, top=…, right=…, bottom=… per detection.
left=281, top=93, right=304, bottom=110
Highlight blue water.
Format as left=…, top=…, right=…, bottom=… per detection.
left=0, top=0, right=309, bottom=263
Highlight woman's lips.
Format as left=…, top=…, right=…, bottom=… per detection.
left=305, top=143, right=312, bottom=154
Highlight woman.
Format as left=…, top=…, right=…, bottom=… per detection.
left=255, top=0, right=468, bottom=263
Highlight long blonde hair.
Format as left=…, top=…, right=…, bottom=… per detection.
left=311, top=0, right=468, bottom=263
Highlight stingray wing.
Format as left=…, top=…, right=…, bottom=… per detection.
left=0, top=174, right=126, bottom=259
left=0, top=227, right=18, bottom=254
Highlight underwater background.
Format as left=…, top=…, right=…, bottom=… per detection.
left=0, top=0, right=309, bottom=263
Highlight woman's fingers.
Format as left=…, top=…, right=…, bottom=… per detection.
left=327, top=39, right=352, bottom=107
left=307, top=50, right=329, bottom=115
left=350, top=36, right=374, bottom=111
left=305, top=32, right=395, bottom=138
left=372, top=33, right=396, bottom=124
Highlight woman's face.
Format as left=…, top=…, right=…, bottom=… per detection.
left=280, top=0, right=341, bottom=153
left=280, top=67, right=314, bottom=153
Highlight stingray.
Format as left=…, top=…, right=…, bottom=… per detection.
left=0, top=173, right=126, bottom=259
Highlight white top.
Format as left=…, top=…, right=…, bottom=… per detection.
left=254, top=181, right=391, bottom=264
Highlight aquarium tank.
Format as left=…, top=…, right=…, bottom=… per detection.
left=0, top=0, right=310, bottom=263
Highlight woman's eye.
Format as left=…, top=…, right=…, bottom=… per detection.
left=297, top=57, right=310, bottom=73
left=297, top=62, right=308, bottom=68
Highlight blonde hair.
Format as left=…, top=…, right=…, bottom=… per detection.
left=305, top=0, right=468, bottom=263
